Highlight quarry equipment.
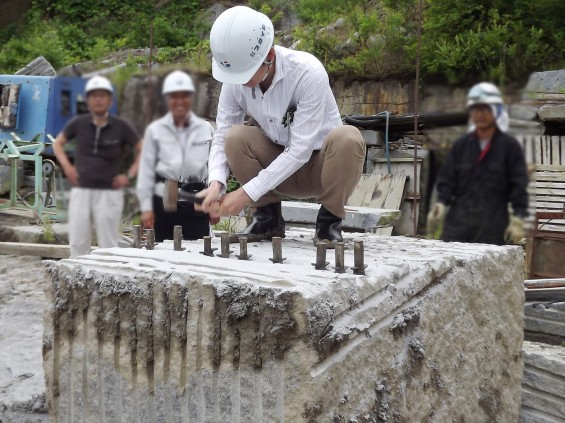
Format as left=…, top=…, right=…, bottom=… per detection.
left=0, top=74, right=117, bottom=216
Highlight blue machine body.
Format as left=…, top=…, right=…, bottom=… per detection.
left=0, top=75, right=118, bottom=152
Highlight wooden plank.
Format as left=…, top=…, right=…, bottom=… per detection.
left=562, top=136, right=565, bottom=166
left=348, top=174, right=384, bottom=208
left=534, top=136, right=543, bottom=166
left=536, top=173, right=565, bottom=183
left=378, top=175, right=407, bottom=210
left=0, top=242, right=69, bottom=258
left=536, top=188, right=565, bottom=196
left=536, top=164, right=565, bottom=172
left=536, top=201, right=565, bottom=210
left=533, top=181, right=565, bottom=189
left=551, top=136, right=561, bottom=166
left=543, top=136, right=551, bottom=165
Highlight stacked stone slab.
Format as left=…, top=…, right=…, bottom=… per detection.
left=521, top=341, right=565, bottom=422
left=43, top=231, right=525, bottom=422
left=524, top=302, right=565, bottom=345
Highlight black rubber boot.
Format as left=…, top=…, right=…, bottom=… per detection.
left=314, top=205, right=343, bottom=246
left=231, top=202, right=285, bottom=242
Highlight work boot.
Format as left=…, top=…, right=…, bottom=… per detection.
left=314, top=205, right=343, bottom=246
left=231, top=202, right=285, bottom=242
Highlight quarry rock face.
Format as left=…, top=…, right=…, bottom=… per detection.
left=42, top=230, right=525, bottom=422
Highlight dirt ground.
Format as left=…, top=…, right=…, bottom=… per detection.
left=0, top=254, right=48, bottom=422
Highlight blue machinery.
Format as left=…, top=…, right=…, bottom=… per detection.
left=0, top=74, right=116, bottom=216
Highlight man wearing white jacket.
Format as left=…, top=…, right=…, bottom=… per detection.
left=136, top=70, right=214, bottom=242
left=199, top=6, right=365, bottom=244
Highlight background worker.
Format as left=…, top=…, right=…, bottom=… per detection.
left=427, top=82, right=529, bottom=245
left=198, top=5, right=365, bottom=244
left=53, top=75, right=142, bottom=258
left=136, top=70, right=214, bottom=242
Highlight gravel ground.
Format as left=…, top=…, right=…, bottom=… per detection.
left=0, top=254, right=49, bottom=422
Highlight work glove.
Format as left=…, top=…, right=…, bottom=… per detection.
left=426, top=202, right=446, bottom=234
left=504, top=216, right=525, bottom=244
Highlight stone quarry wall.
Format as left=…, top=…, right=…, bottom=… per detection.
left=43, top=232, right=525, bottom=422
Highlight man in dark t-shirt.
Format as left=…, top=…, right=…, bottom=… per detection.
left=53, top=75, right=142, bottom=258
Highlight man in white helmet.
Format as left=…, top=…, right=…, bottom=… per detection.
left=136, top=70, right=214, bottom=242
left=53, top=75, right=142, bottom=258
left=427, top=82, right=529, bottom=245
left=198, top=5, right=365, bottom=244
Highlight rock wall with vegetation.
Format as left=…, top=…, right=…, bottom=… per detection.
left=1, top=0, right=563, bottom=87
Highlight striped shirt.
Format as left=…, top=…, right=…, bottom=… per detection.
left=208, top=45, right=343, bottom=201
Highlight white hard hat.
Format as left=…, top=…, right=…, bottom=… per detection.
left=210, top=6, right=274, bottom=84
left=85, top=75, right=114, bottom=95
left=467, top=82, right=503, bottom=108
left=162, top=70, right=195, bottom=95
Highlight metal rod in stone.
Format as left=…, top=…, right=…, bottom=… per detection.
left=269, top=236, right=286, bottom=263
left=132, top=225, right=142, bottom=248
left=353, top=240, right=368, bottom=275
left=334, top=242, right=347, bottom=273
left=217, top=232, right=232, bottom=258
left=236, top=236, right=252, bottom=260
left=173, top=225, right=184, bottom=251
left=145, top=229, right=155, bottom=250
left=200, top=236, right=217, bottom=257
left=312, top=241, right=329, bottom=270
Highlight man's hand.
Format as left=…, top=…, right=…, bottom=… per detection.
left=504, top=216, right=525, bottom=244
left=196, top=181, right=223, bottom=222
left=112, top=174, right=129, bottom=189
left=141, top=211, right=155, bottom=229
left=63, top=164, right=79, bottom=186
left=217, top=188, right=251, bottom=216
left=426, top=202, right=446, bottom=234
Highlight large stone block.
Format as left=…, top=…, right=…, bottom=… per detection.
left=43, top=231, right=525, bottom=422
left=521, top=341, right=565, bottom=422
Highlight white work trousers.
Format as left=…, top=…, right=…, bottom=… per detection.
left=68, top=187, right=124, bottom=258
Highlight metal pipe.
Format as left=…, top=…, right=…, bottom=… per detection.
left=145, top=229, right=155, bottom=250
left=236, top=236, right=252, bottom=260
left=269, top=237, right=286, bottom=264
left=132, top=225, right=142, bottom=248
left=173, top=225, right=183, bottom=251
left=200, top=236, right=217, bottom=257
left=353, top=241, right=368, bottom=275
left=334, top=242, right=347, bottom=273
left=312, top=241, right=329, bottom=270
left=217, top=232, right=232, bottom=258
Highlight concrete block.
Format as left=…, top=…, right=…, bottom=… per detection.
left=281, top=201, right=401, bottom=230
left=43, top=231, right=525, bottom=422
left=538, top=105, right=565, bottom=122
left=521, top=341, right=565, bottom=422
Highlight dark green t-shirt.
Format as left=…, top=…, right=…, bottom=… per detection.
left=63, top=114, right=140, bottom=189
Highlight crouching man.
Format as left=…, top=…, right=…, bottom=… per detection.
left=198, top=6, right=365, bottom=244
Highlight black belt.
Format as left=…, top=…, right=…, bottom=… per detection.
left=155, top=174, right=205, bottom=192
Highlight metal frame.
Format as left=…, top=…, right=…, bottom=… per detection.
left=526, top=210, right=565, bottom=279
left=0, top=132, right=47, bottom=215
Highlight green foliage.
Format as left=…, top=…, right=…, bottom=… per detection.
left=1, top=0, right=563, bottom=85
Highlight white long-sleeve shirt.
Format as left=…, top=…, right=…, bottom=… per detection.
left=208, top=45, right=343, bottom=201
left=136, top=111, right=214, bottom=212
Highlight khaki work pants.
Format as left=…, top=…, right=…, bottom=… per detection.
left=68, top=187, right=124, bottom=258
left=224, top=125, right=365, bottom=219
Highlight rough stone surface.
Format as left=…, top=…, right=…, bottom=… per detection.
left=521, top=341, right=565, bottom=422
left=0, top=255, right=48, bottom=423
left=524, top=302, right=565, bottom=338
left=538, top=105, right=565, bottom=122
left=43, top=230, right=525, bottom=422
